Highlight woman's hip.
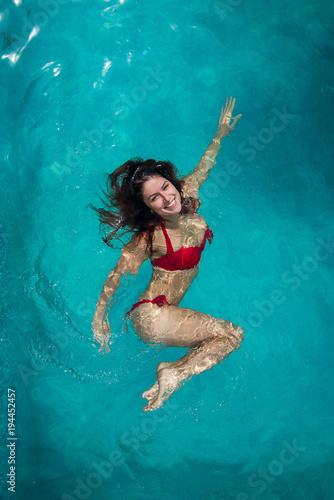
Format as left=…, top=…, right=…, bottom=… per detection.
left=128, top=301, right=244, bottom=348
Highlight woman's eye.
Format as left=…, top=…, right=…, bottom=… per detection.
left=163, top=183, right=169, bottom=190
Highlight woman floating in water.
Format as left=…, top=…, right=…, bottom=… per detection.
left=92, top=97, right=244, bottom=411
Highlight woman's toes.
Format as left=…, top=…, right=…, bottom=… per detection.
left=142, top=382, right=159, bottom=400
left=143, top=397, right=163, bottom=412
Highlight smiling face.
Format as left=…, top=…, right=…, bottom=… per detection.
left=141, top=175, right=182, bottom=219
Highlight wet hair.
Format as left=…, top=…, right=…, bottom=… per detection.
left=90, top=157, right=200, bottom=254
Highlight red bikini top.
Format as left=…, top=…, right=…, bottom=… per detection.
left=151, top=220, right=213, bottom=271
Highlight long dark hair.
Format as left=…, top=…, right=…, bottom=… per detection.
left=90, top=158, right=200, bottom=254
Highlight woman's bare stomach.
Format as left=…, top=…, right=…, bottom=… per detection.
left=137, top=265, right=200, bottom=306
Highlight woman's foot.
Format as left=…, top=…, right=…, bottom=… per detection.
left=142, top=361, right=186, bottom=412
left=141, top=361, right=170, bottom=405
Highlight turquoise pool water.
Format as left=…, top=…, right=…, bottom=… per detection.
left=1, top=0, right=334, bottom=498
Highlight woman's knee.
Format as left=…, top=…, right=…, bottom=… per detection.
left=217, top=319, right=244, bottom=346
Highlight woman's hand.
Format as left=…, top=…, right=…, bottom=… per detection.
left=214, top=96, right=242, bottom=141
left=92, top=317, right=112, bottom=353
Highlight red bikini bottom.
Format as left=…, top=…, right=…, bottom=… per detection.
left=126, top=294, right=170, bottom=315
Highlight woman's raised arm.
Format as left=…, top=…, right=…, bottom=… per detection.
left=182, top=97, right=241, bottom=196
left=92, top=233, right=149, bottom=352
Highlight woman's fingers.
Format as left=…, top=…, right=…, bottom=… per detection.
left=226, top=96, right=234, bottom=115
left=230, top=113, right=242, bottom=129
left=220, top=96, right=237, bottom=123
left=99, top=343, right=111, bottom=354
left=220, top=97, right=229, bottom=120
left=94, top=332, right=111, bottom=353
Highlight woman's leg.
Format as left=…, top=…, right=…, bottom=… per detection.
left=130, top=303, right=244, bottom=411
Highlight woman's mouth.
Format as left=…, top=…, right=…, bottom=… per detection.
left=165, top=198, right=176, bottom=209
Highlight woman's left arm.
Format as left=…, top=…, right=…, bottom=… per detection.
left=182, top=97, right=241, bottom=194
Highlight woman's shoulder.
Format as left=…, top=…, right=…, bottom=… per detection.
left=120, top=231, right=150, bottom=268
left=186, top=213, right=208, bottom=232
left=126, top=231, right=149, bottom=252
left=184, top=212, right=204, bottom=223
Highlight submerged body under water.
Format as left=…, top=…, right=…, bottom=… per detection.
left=91, top=142, right=245, bottom=412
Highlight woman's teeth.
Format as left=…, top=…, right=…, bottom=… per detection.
left=166, top=199, right=175, bottom=208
